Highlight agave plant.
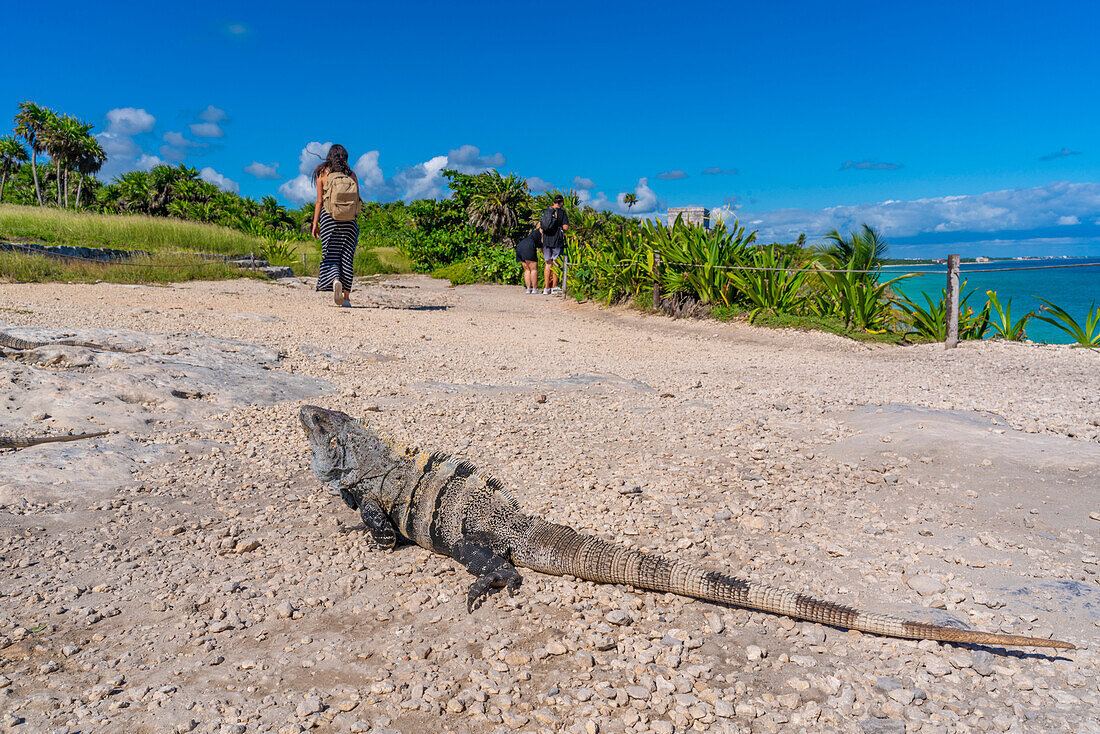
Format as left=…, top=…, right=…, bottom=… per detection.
left=894, top=284, right=991, bottom=341
left=727, top=245, right=809, bottom=320
left=985, top=291, right=1031, bottom=341
left=1033, top=299, right=1100, bottom=346
left=811, top=261, right=910, bottom=332
left=259, top=239, right=299, bottom=267
left=656, top=218, right=755, bottom=306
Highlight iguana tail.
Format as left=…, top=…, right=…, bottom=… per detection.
left=1, top=331, right=137, bottom=353
left=0, top=431, right=109, bottom=451
left=512, top=520, right=1074, bottom=650
left=0, top=332, right=47, bottom=350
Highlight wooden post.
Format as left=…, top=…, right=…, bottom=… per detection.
left=945, top=253, right=960, bottom=349
left=652, top=253, right=662, bottom=310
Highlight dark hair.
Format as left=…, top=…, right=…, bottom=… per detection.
left=553, top=194, right=564, bottom=204
left=312, top=143, right=355, bottom=183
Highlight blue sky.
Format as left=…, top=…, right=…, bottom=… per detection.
left=4, top=0, right=1100, bottom=256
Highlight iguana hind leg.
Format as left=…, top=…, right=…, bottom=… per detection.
left=452, top=535, right=522, bottom=612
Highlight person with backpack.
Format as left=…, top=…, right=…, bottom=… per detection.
left=539, top=194, right=569, bottom=295
left=310, top=144, right=362, bottom=307
left=514, top=226, right=542, bottom=294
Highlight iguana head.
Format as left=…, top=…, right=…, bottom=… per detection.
left=299, top=405, right=398, bottom=498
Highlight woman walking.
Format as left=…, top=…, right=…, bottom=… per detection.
left=310, top=145, right=361, bottom=307
left=515, top=227, right=542, bottom=294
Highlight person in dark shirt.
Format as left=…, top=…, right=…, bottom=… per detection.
left=539, top=194, right=570, bottom=294
left=514, top=227, right=542, bottom=294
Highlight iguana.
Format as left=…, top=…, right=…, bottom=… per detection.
left=0, top=430, right=108, bottom=452
left=1, top=331, right=138, bottom=353
left=299, top=405, right=1074, bottom=650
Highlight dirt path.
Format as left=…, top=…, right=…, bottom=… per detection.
left=1, top=276, right=1097, bottom=733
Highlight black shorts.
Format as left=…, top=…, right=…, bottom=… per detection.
left=515, top=238, right=538, bottom=262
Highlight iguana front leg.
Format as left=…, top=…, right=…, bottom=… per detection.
left=452, top=534, right=522, bottom=611
left=340, top=498, right=397, bottom=549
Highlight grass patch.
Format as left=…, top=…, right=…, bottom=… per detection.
left=0, top=251, right=259, bottom=284
left=370, top=246, right=412, bottom=273
left=0, top=204, right=268, bottom=254
left=432, top=261, right=478, bottom=285
left=748, top=310, right=912, bottom=343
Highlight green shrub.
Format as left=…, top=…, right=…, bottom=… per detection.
left=401, top=225, right=486, bottom=273
left=467, top=243, right=522, bottom=285
left=432, top=261, right=477, bottom=284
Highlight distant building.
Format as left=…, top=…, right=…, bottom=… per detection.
left=975, top=256, right=990, bottom=263
left=668, top=206, right=711, bottom=229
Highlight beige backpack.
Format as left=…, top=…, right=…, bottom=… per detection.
left=323, top=171, right=361, bottom=221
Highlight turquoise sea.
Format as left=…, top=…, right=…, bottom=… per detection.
left=884, top=257, right=1100, bottom=344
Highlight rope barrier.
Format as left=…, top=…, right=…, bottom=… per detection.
left=601, top=258, right=1100, bottom=276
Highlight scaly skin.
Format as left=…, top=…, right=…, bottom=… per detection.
left=299, top=405, right=1074, bottom=650
left=0, top=331, right=138, bottom=353
left=0, top=431, right=108, bottom=451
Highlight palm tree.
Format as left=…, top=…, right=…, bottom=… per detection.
left=73, top=134, right=106, bottom=208
left=43, top=114, right=93, bottom=207
left=115, top=170, right=152, bottom=213
left=13, top=102, right=55, bottom=206
left=623, top=192, right=638, bottom=213
left=822, top=223, right=888, bottom=272
left=0, top=136, right=29, bottom=203
left=466, top=170, right=527, bottom=245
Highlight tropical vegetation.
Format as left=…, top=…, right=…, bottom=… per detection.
left=2, top=101, right=1092, bottom=343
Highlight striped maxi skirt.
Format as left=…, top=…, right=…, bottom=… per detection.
left=315, top=208, right=359, bottom=293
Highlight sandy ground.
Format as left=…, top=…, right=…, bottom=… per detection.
left=0, top=275, right=1097, bottom=734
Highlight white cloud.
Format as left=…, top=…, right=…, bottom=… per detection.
left=572, top=176, right=596, bottom=190
left=97, top=108, right=159, bottom=180
left=658, top=170, right=688, bottom=180
left=199, top=106, right=227, bottom=123
left=163, top=131, right=196, bottom=148
left=615, top=177, right=659, bottom=215
left=743, top=181, right=1100, bottom=244
left=189, top=122, right=224, bottom=138
left=1057, top=215, right=1080, bottom=226
left=199, top=166, right=239, bottom=193
left=279, top=176, right=317, bottom=205
left=160, top=131, right=205, bottom=162
left=278, top=142, right=332, bottom=204
left=227, top=23, right=247, bottom=35
left=445, top=144, right=504, bottom=174
left=526, top=176, right=553, bottom=193
left=244, top=161, right=280, bottom=179
left=702, top=167, right=738, bottom=176
left=394, top=155, right=450, bottom=201
left=353, top=151, right=387, bottom=196
left=276, top=142, right=505, bottom=205
left=105, top=108, right=155, bottom=135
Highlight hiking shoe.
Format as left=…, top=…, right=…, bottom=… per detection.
left=542, top=288, right=551, bottom=295
left=525, top=288, right=533, bottom=294
left=333, top=280, right=344, bottom=306
left=551, top=287, right=562, bottom=294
